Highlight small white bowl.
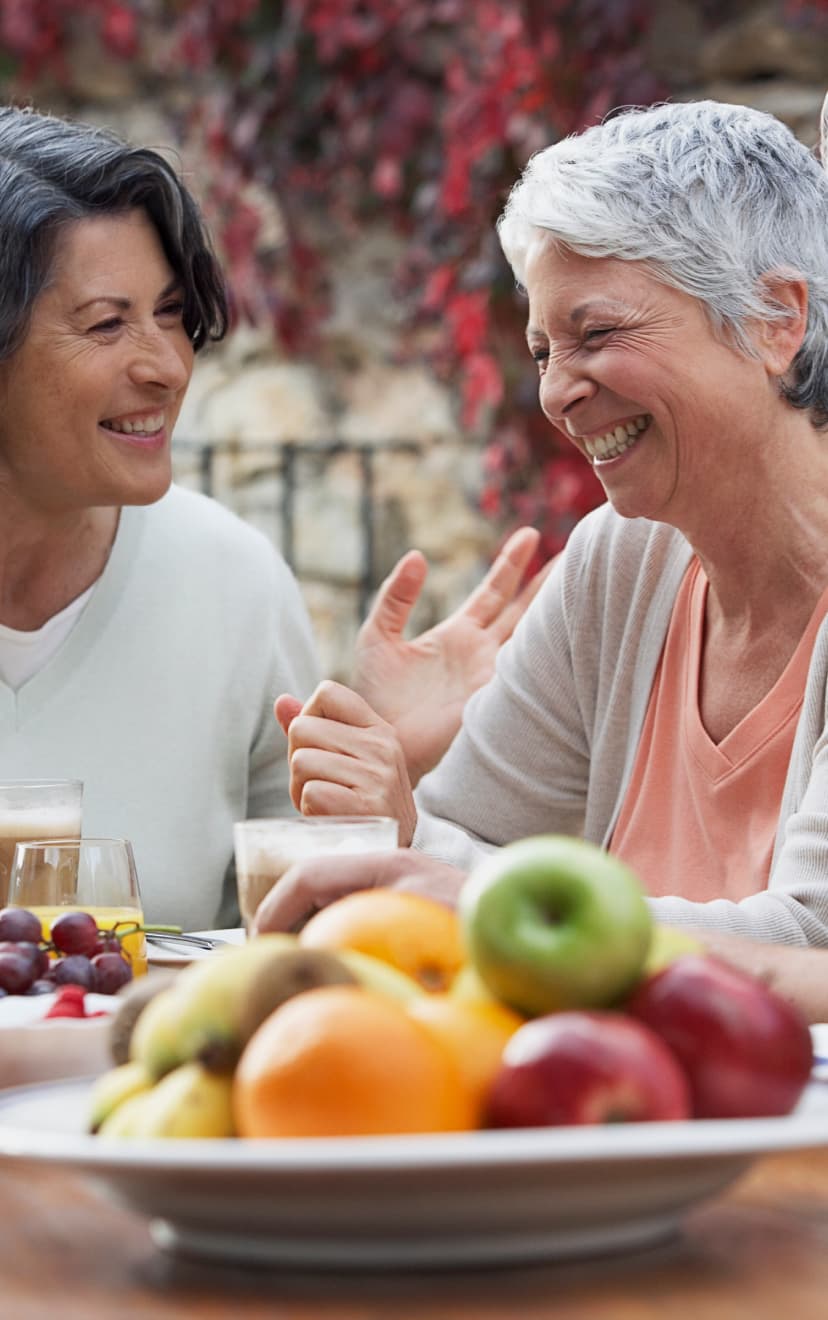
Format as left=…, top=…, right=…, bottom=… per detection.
left=0, top=993, right=117, bottom=1089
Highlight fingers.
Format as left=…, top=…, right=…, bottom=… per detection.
left=298, top=680, right=385, bottom=729
left=281, top=682, right=419, bottom=842
left=251, top=854, right=382, bottom=933
left=274, top=693, right=304, bottom=736
left=358, top=550, right=428, bottom=642
left=488, top=553, right=556, bottom=644
left=251, top=850, right=465, bottom=934
left=460, top=527, right=541, bottom=628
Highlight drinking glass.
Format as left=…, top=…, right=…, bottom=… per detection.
left=233, top=816, right=399, bottom=933
left=8, top=837, right=147, bottom=976
left=0, top=780, right=83, bottom=899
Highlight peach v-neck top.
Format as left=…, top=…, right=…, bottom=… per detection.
left=611, top=558, right=828, bottom=902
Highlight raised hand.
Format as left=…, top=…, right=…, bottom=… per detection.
left=274, top=681, right=418, bottom=844
left=351, top=526, right=550, bottom=784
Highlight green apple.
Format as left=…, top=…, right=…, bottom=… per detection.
left=458, top=836, right=652, bottom=1016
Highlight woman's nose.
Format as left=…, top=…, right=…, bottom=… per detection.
left=128, top=328, right=192, bottom=392
left=539, top=360, right=598, bottom=425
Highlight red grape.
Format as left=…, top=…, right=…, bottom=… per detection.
left=91, top=952, right=133, bottom=994
left=52, top=955, right=95, bottom=989
left=0, top=951, right=37, bottom=994
left=50, top=912, right=99, bottom=957
left=0, top=908, right=42, bottom=944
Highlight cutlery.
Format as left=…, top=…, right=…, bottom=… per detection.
left=145, top=931, right=230, bottom=952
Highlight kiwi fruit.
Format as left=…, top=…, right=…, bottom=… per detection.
left=238, top=947, right=358, bottom=1044
left=109, top=971, right=178, bottom=1066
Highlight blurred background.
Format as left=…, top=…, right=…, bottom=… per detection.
left=0, top=0, right=825, bottom=677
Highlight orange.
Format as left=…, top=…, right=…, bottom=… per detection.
left=299, top=889, right=465, bottom=993
left=233, top=985, right=475, bottom=1138
left=406, top=993, right=524, bottom=1121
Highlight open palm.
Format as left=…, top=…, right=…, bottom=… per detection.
left=352, top=528, right=550, bottom=785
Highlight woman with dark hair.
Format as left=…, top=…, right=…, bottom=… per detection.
left=0, top=106, right=321, bottom=928
left=0, top=105, right=541, bottom=929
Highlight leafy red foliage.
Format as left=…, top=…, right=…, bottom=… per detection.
left=0, top=0, right=822, bottom=558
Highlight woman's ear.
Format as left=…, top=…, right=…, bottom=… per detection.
left=753, top=271, right=809, bottom=377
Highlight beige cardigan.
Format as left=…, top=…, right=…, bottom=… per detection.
left=414, top=501, right=828, bottom=946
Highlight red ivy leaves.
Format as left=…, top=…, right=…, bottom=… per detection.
left=1, top=0, right=822, bottom=556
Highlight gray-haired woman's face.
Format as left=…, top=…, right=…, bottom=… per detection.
left=523, top=242, right=784, bottom=528
left=0, top=207, right=194, bottom=514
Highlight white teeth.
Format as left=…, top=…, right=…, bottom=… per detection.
left=103, top=412, right=164, bottom=435
left=583, top=413, right=650, bottom=461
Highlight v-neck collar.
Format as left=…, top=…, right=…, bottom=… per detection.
left=686, top=559, right=828, bottom=778
left=0, top=505, right=146, bottom=727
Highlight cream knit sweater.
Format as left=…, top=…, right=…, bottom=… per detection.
left=414, top=502, right=828, bottom=946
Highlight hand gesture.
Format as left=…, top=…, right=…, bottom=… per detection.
left=274, top=681, right=418, bottom=844
left=352, top=526, right=550, bottom=784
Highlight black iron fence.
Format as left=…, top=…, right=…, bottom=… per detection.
left=173, top=438, right=423, bottom=621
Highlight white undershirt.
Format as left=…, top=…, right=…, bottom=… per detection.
left=0, top=585, right=95, bottom=690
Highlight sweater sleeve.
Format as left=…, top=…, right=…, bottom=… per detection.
left=412, top=547, right=591, bottom=871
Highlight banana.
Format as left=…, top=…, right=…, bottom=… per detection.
left=338, top=948, right=424, bottom=1001
left=97, top=1062, right=235, bottom=1139
left=129, top=932, right=336, bottom=1078
left=88, top=1060, right=153, bottom=1133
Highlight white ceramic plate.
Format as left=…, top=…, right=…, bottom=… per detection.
left=146, top=928, right=244, bottom=967
left=0, top=1074, right=826, bottom=1270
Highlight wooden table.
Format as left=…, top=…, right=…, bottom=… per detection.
left=4, top=1146, right=828, bottom=1319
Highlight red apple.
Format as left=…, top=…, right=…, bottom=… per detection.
left=626, top=955, right=813, bottom=1120
left=485, top=1010, right=691, bottom=1128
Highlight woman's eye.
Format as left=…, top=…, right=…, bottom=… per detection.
left=531, top=346, right=549, bottom=365
left=584, top=327, right=614, bottom=342
left=90, top=317, right=122, bottom=334
left=158, top=300, right=185, bottom=319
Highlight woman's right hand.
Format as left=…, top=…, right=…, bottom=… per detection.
left=252, top=848, right=467, bottom=933
left=274, top=681, right=418, bottom=845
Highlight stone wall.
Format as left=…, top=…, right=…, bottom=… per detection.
left=10, top=2, right=827, bottom=680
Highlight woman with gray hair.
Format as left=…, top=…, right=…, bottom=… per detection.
left=264, top=97, right=828, bottom=972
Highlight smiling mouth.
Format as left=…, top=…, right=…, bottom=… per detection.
left=100, top=411, right=165, bottom=435
left=579, top=413, right=650, bottom=461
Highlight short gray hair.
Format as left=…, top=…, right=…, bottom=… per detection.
left=0, top=105, right=228, bottom=360
left=497, top=100, right=828, bottom=427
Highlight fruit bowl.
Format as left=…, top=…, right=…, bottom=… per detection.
left=0, top=992, right=117, bottom=1090
left=0, top=1069, right=825, bottom=1269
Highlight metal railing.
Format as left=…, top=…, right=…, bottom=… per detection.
left=173, top=438, right=423, bottom=621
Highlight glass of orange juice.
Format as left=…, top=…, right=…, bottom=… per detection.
left=7, top=837, right=147, bottom=976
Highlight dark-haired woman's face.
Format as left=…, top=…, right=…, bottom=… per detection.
left=0, top=208, right=194, bottom=513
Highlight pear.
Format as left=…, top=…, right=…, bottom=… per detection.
left=643, top=925, right=705, bottom=977
left=98, top=1062, right=235, bottom=1139
left=88, top=1060, right=153, bottom=1133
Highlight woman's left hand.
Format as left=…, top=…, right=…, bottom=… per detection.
left=352, top=527, right=550, bottom=785
left=274, top=681, right=418, bottom=845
